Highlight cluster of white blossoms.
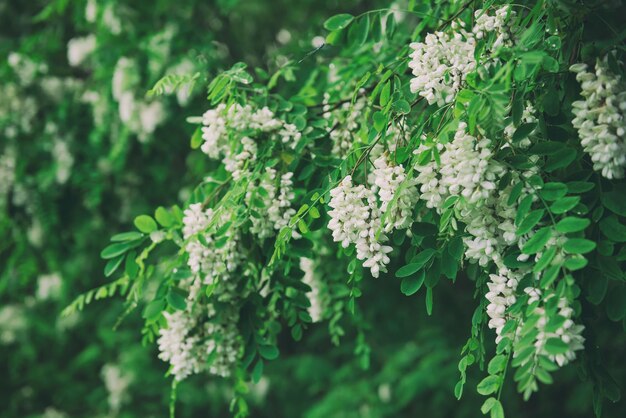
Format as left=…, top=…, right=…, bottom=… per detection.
left=182, top=203, right=241, bottom=292
left=157, top=287, right=242, bottom=380
left=414, top=122, right=504, bottom=213
left=36, top=273, right=63, bottom=301
left=300, top=258, right=325, bottom=322
left=111, top=57, right=166, bottom=142
left=522, top=288, right=585, bottom=367
left=328, top=153, right=418, bottom=277
left=67, top=35, right=97, bottom=67
left=1, top=83, right=38, bottom=138
left=101, top=363, right=132, bottom=414
left=328, top=176, right=392, bottom=278
left=409, top=29, right=476, bottom=106
left=323, top=95, right=367, bottom=157
left=246, top=168, right=297, bottom=239
left=370, top=155, right=420, bottom=232
left=0, top=147, right=16, bottom=208
left=570, top=58, right=626, bottom=179
left=409, top=7, right=516, bottom=106
left=200, top=103, right=301, bottom=177
left=472, top=7, right=517, bottom=49
left=156, top=202, right=246, bottom=380
left=485, top=268, right=520, bottom=343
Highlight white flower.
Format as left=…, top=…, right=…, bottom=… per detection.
left=36, top=273, right=63, bottom=301
left=570, top=56, right=626, bottom=179
left=328, top=176, right=393, bottom=278
left=101, top=363, right=132, bottom=413
left=522, top=289, right=585, bottom=367
left=325, top=96, right=367, bottom=157
left=85, top=0, right=97, bottom=22
left=485, top=268, right=520, bottom=343
left=67, top=35, right=96, bottom=67
left=300, top=258, right=325, bottom=322
left=408, top=31, right=476, bottom=106
left=371, top=154, right=419, bottom=231
left=246, top=168, right=297, bottom=239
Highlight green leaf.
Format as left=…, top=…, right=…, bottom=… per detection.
left=516, top=209, right=544, bottom=236
left=323, top=13, right=354, bottom=31
left=599, top=216, right=626, bottom=242
left=522, top=227, right=552, bottom=255
left=533, top=247, right=556, bottom=273
left=550, top=196, right=580, bottom=214
left=167, top=291, right=187, bottom=310
left=155, top=207, right=175, bottom=227
left=540, top=182, right=568, bottom=201
left=539, top=263, right=561, bottom=288
left=488, top=355, right=507, bottom=374
left=481, top=397, right=497, bottom=414
left=563, top=238, right=596, bottom=254
left=134, top=215, right=158, bottom=233
left=258, top=345, right=279, bottom=360
left=400, top=270, right=425, bottom=296
left=601, top=191, right=626, bottom=216
left=544, top=147, right=576, bottom=172
left=252, top=359, right=264, bottom=383
left=373, top=111, right=387, bottom=132
left=555, top=217, right=590, bottom=233
left=396, top=249, right=436, bottom=277
left=512, top=123, right=536, bottom=142
left=111, top=231, right=144, bottom=242
left=190, top=127, right=203, bottom=149
left=544, top=337, right=569, bottom=354
left=348, top=15, right=369, bottom=46
left=425, top=287, right=433, bottom=316
left=477, top=375, right=500, bottom=395
left=104, top=255, right=124, bottom=277
left=143, top=299, right=165, bottom=320
left=380, top=81, right=391, bottom=107
left=100, top=242, right=131, bottom=259
left=490, top=400, right=504, bottom=418
left=393, top=99, right=411, bottom=114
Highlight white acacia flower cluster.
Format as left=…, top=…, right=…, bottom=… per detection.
left=409, top=29, right=476, bottom=106
left=328, top=155, right=418, bottom=277
left=67, top=35, right=97, bottom=67
left=182, top=203, right=241, bottom=290
left=409, top=7, right=516, bottom=106
left=370, top=155, right=420, bottom=232
left=246, top=168, right=297, bottom=239
left=36, top=273, right=63, bottom=301
left=200, top=103, right=301, bottom=178
left=157, top=292, right=241, bottom=380
left=410, top=121, right=585, bottom=366
left=328, top=175, right=392, bottom=278
left=101, top=363, right=132, bottom=414
left=300, top=258, right=325, bottom=322
left=0, top=148, right=16, bottom=207
left=324, top=95, right=367, bottom=157
left=570, top=58, right=626, bottom=179
left=161, top=216, right=243, bottom=383
left=472, top=7, right=517, bottom=50
left=485, top=268, right=520, bottom=343
left=111, top=57, right=166, bottom=142
left=523, top=288, right=585, bottom=367
left=1, top=83, right=38, bottom=138
left=414, top=122, right=504, bottom=213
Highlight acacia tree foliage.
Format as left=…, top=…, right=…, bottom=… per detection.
left=3, top=0, right=626, bottom=417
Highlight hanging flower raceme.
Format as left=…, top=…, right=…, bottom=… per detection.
left=409, top=6, right=517, bottom=106
left=570, top=57, right=626, bottom=179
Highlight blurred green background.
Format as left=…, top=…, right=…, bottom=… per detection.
left=1, top=0, right=624, bottom=417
